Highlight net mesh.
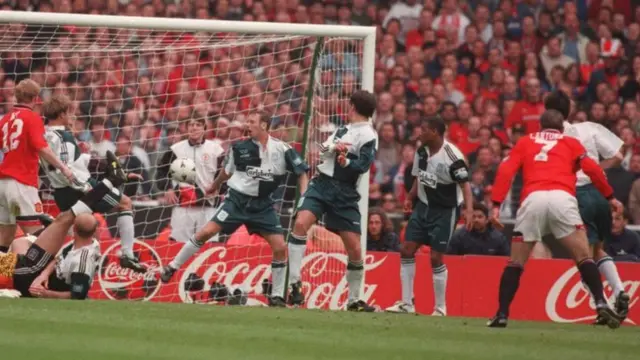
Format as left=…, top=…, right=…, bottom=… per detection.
left=0, top=21, right=367, bottom=308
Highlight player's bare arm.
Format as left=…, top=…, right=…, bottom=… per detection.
left=599, top=149, right=624, bottom=169
left=461, top=182, right=474, bottom=230
left=404, top=179, right=418, bottom=214
left=207, top=168, right=232, bottom=196
left=297, top=172, right=309, bottom=196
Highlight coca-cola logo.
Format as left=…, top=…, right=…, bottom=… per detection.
left=545, top=267, right=639, bottom=324
left=179, top=247, right=387, bottom=309
left=97, top=240, right=162, bottom=301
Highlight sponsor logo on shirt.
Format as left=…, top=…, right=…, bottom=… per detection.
left=246, top=166, right=274, bottom=181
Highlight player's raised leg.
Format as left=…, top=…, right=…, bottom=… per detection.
left=160, top=215, right=226, bottom=283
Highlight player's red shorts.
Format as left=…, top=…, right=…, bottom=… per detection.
left=0, top=178, right=43, bottom=227
left=514, top=190, right=584, bottom=242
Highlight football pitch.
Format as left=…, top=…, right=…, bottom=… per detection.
left=0, top=299, right=638, bottom=360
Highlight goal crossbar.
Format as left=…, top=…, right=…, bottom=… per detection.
left=0, top=11, right=376, bottom=38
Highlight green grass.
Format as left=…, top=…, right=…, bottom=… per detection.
left=0, top=299, right=638, bottom=360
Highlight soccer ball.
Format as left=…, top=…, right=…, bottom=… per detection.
left=170, top=158, right=197, bottom=184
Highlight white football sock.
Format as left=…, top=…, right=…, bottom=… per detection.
left=288, top=233, right=307, bottom=284
left=271, top=260, right=287, bottom=298
left=346, top=260, right=364, bottom=302
left=117, top=211, right=135, bottom=258
left=400, top=258, right=415, bottom=305
left=433, top=264, right=448, bottom=312
left=598, top=256, right=625, bottom=294
left=169, top=237, right=203, bottom=270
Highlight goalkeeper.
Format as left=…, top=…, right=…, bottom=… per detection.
left=39, top=94, right=146, bottom=273
left=160, top=112, right=309, bottom=307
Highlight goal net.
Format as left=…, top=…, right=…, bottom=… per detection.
left=0, top=12, right=375, bottom=308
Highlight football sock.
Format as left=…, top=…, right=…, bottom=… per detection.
left=346, top=259, right=364, bottom=302
left=400, top=257, right=415, bottom=305
left=578, top=258, right=606, bottom=304
left=71, top=182, right=112, bottom=216
left=597, top=256, right=625, bottom=294
left=288, top=233, right=307, bottom=284
left=117, top=211, right=135, bottom=258
left=498, top=262, right=524, bottom=317
left=432, top=264, right=448, bottom=312
left=170, top=237, right=204, bottom=269
left=271, top=260, right=287, bottom=298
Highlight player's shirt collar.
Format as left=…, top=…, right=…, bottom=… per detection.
left=14, top=104, right=32, bottom=110
left=47, top=125, right=66, bottom=130
left=541, top=129, right=562, bottom=134
left=188, top=138, right=205, bottom=147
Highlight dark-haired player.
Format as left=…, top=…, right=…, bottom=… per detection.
left=488, top=109, right=624, bottom=329
left=387, top=115, right=473, bottom=315
left=545, top=90, right=630, bottom=323
left=160, top=112, right=309, bottom=307
left=289, top=90, right=378, bottom=311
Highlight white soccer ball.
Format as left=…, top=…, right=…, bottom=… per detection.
left=170, top=158, right=197, bottom=184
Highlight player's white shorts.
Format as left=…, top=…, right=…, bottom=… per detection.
left=514, top=190, right=583, bottom=242
left=170, top=206, right=218, bottom=243
left=0, top=178, right=43, bottom=226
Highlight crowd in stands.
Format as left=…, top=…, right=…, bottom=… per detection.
left=2, top=0, right=640, bottom=259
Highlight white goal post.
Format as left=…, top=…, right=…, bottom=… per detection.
left=0, top=11, right=377, bottom=304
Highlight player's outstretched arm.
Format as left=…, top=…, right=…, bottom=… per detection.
left=39, top=146, right=75, bottom=183
left=579, top=155, right=614, bottom=199
left=491, top=140, right=525, bottom=206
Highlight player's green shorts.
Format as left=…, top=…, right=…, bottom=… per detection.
left=576, top=183, right=612, bottom=245
left=212, top=189, right=283, bottom=235
left=296, top=174, right=361, bottom=234
left=53, top=178, right=121, bottom=213
left=404, top=201, right=460, bottom=253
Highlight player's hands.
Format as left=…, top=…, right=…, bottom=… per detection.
left=334, top=142, right=350, bottom=154
left=609, top=198, right=624, bottom=215
left=464, top=208, right=473, bottom=231
left=164, top=189, right=178, bottom=205
left=403, top=198, right=413, bottom=214
left=31, top=275, right=48, bottom=290
left=489, top=205, right=504, bottom=231
left=61, top=166, right=77, bottom=184
left=337, top=153, right=348, bottom=167
left=206, top=185, right=220, bottom=197
left=126, top=173, right=144, bottom=182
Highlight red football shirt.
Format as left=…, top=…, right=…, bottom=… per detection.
left=0, top=105, right=48, bottom=187
left=505, top=100, right=545, bottom=134
left=491, top=130, right=613, bottom=204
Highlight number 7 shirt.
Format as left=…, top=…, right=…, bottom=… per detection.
left=0, top=105, right=49, bottom=187
left=491, top=129, right=614, bottom=206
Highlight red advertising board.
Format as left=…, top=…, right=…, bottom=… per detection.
left=89, top=240, right=640, bottom=325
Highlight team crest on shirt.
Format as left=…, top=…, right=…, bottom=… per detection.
left=202, top=154, right=209, bottom=162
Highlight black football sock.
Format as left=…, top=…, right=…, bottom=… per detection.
left=0, top=246, right=9, bottom=253
left=577, top=258, right=606, bottom=305
left=497, top=261, right=524, bottom=317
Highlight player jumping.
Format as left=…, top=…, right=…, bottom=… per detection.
left=0, top=150, right=135, bottom=297
left=39, top=94, right=146, bottom=273
left=0, top=79, right=76, bottom=251
left=544, top=90, right=630, bottom=323
left=159, top=112, right=309, bottom=307
left=386, top=115, right=473, bottom=315
left=289, top=90, right=377, bottom=311
left=487, top=109, right=624, bottom=329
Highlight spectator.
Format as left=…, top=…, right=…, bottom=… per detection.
left=448, top=203, right=509, bottom=256
left=88, top=121, right=116, bottom=158
left=383, top=0, right=423, bottom=46
left=377, top=122, right=400, bottom=176
left=557, top=12, right=590, bottom=64
left=432, top=0, right=470, bottom=46
left=540, top=37, right=576, bottom=84
left=505, top=77, right=545, bottom=135
left=607, top=210, right=640, bottom=262
left=366, top=208, right=400, bottom=252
